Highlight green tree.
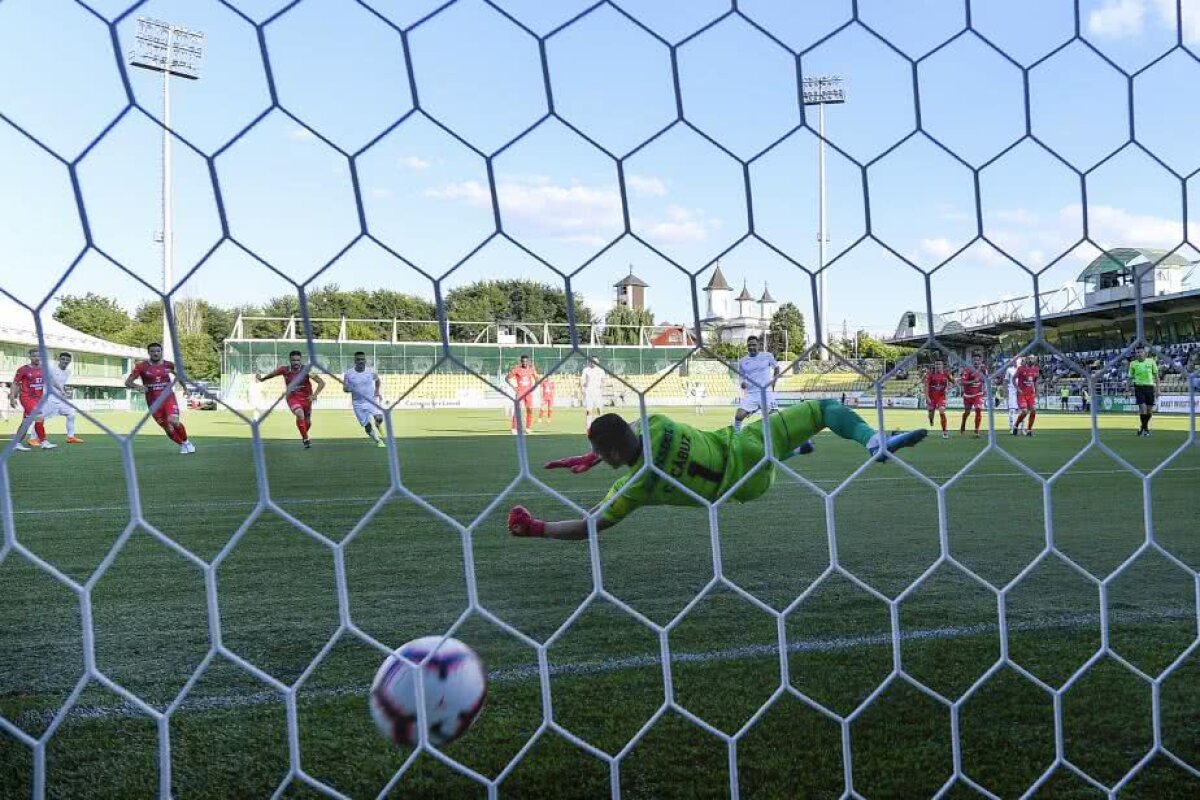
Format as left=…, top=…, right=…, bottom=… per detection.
left=53, top=294, right=132, bottom=340
left=831, top=331, right=907, bottom=362
left=602, top=305, right=655, bottom=345
left=707, top=341, right=747, bottom=362
left=257, top=285, right=438, bottom=341
left=768, top=302, right=806, bottom=355
left=443, top=279, right=595, bottom=343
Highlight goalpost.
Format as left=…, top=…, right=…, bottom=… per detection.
left=1, top=2, right=1197, bottom=799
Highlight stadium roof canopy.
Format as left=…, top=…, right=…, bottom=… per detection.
left=0, top=298, right=143, bottom=358
left=887, top=286, right=1200, bottom=349
left=1077, top=248, right=1189, bottom=280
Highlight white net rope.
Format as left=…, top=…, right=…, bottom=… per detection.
left=1, top=1, right=1198, bottom=798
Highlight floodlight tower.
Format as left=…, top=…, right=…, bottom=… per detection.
left=129, top=17, right=204, bottom=357
left=802, top=75, right=845, bottom=360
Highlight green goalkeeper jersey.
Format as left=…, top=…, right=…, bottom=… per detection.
left=598, top=403, right=829, bottom=524
left=599, top=415, right=740, bottom=524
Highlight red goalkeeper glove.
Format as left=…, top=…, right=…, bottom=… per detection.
left=544, top=451, right=601, bottom=474
left=507, top=505, right=546, bottom=538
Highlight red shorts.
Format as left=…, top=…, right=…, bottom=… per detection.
left=541, top=395, right=554, bottom=405
left=149, top=393, right=179, bottom=425
left=963, top=395, right=984, bottom=411
left=287, top=396, right=313, bottom=416
left=927, top=394, right=946, bottom=410
left=19, top=396, right=41, bottom=417
left=1018, top=392, right=1037, bottom=411
left=517, top=391, right=534, bottom=407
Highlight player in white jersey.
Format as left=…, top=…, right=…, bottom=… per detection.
left=44, top=352, right=83, bottom=443
left=734, top=336, right=780, bottom=432
left=343, top=351, right=386, bottom=447
left=1004, top=357, right=1020, bottom=431
left=580, top=360, right=606, bottom=432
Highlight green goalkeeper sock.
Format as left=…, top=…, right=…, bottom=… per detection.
left=818, top=399, right=875, bottom=448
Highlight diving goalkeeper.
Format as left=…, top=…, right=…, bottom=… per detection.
left=507, top=399, right=926, bottom=540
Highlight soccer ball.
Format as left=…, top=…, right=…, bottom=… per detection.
left=369, top=636, right=488, bottom=747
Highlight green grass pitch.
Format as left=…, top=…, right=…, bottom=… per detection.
left=1, top=405, right=1197, bottom=798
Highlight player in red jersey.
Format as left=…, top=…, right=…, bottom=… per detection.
left=506, top=355, right=539, bottom=434
left=923, top=361, right=954, bottom=439
left=1012, top=356, right=1040, bottom=436
left=958, top=353, right=987, bottom=438
left=125, top=343, right=194, bottom=454
left=9, top=348, right=54, bottom=451
left=256, top=350, right=326, bottom=449
left=538, top=376, right=556, bottom=422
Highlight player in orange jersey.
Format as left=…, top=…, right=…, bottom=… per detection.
left=958, top=353, right=986, bottom=438
left=1012, top=357, right=1040, bottom=436
left=507, top=355, right=539, bottom=434
left=538, top=375, right=556, bottom=421
left=923, top=361, right=954, bottom=439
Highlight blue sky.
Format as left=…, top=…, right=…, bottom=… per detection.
left=2, top=0, right=1200, bottom=342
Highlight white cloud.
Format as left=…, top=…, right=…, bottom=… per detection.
left=427, top=176, right=722, bottom=247
left=427, top=177, right=621, bottom=243
left=1068, top=203, right=1184, bottom=247
left=637, top=204, right=723, bottom=244
left=1088, top=0, right=1147, bottom=38
left=398, top=155, right=430, bottom=171
left=426, top=180, right=491, bottom=204
left=288, top=127, right=316, bottom=141
left=369, top=187, right=393, bottom=199
left=626, top=174, right=667, bottom=197
left=1087, top=0, right=1200, bottom=42
left=919, top=237, right=957, bottom=260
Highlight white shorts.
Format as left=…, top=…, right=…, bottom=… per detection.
left=352, top=401, right=381, bottom=426
left=1006, top=390, right=1019, bottom=410
left=41, top=397, right=76, bottom=419
left=738, top=390, right=778, bottom=414
left=583, top=391, right=603, bottom=410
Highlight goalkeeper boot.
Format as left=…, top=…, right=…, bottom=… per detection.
left=790, top=440, right=815, bottom=457
left=867, top=429, right=928, bottom=462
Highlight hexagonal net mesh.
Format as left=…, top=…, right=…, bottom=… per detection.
left=1, top=0, right=1199, bottom=798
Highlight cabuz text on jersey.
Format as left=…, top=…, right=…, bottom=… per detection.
left=738, top=352, right=778, bottom=389
left=130, top=360, right=175, bottom=401
left=343, top=368, right=377, bottom=401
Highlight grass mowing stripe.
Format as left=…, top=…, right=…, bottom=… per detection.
left=16, top=605, right=1192, bottom=728
left=12, top=465, right=1200, bottom=517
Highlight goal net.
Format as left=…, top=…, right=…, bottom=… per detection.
left=1, top=1, right=1197, bottom=798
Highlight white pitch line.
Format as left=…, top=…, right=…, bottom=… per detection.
left=15, top=606, right=1193, bottom=728
left=10, top=465, right=1200, bottom=518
